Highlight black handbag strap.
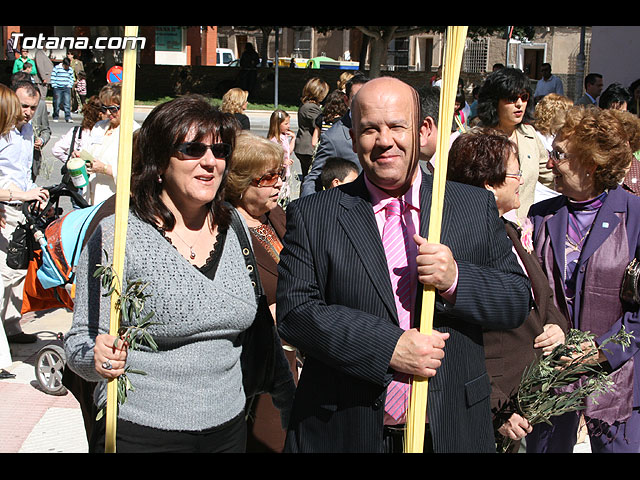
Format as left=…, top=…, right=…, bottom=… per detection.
left=195, top=205, right=263, bottom=301
left=61, top=126, right=81, bottom=185
left=66, top=126, right=81, bottom=162
left=229, top=206, right=264, bottom=300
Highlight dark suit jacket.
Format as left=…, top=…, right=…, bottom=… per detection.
left=300, top=111, right=361, bottom=197
left=276, top=172, right=532, bottom=453
left=575, top=93, right=597, bottom=106
left=484, top=221, right=568, bottom=422
left=31, top=98, right=51, bottom=180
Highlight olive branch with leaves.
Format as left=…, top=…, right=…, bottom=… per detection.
left=496, top=326, right=634, bottom=453
left=93, top=250, right=161, bottom=421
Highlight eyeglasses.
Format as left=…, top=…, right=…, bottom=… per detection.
left=174, top=142, right=232, bottom=159
left=504, top=170, right=523, bottom=180
left=549, top=149, right=570, bottom=164
left=504, top=91, right=530, bottom=104
left=251, top=167, right=286, bottom=187
left=100, top=105, right=121, bottom=113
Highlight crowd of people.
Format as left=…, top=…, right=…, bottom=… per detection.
left=2, top=47, right=640, bottom=454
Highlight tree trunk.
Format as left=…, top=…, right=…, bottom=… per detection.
left=356, top=26, right=397, bottom=78
left=260, top=27, right=272, bottom=67
left=358, top=35, right=369, bottom=71
left=368, top=37, right=385, bottom=78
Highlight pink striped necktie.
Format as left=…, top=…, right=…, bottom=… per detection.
left=382, top=198, right=413, bottom=422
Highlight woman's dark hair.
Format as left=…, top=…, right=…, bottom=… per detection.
left=80, top=95, right=103, bottom=130
left=321, top=89, right=348, bottom=124
left=447, top=128, right=518, bottom=188
left=131, top=94, right=238, bottom=231
left=477, top=67, right=535, bottom=127
left=598, top=83, right=632, bottom=110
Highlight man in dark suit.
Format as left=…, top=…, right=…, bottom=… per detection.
left=276, top=77, right=531, bottom=453
left=33, top=49, right=53, bottom=100
left=575, top=73, right=604, bottom=106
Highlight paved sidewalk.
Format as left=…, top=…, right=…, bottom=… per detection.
left=0, top=308, right=88, bottom=453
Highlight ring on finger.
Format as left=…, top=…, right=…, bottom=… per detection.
left=102, top=360, right=113, bottom=370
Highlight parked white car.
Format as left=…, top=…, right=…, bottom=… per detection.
left=216, top=48, right=236, bottom=66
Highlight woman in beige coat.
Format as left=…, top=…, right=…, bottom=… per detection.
left=477, top=67, right=553, bottom=218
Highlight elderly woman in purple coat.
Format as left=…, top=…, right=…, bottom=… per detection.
left=527, top=106, right=640, bottom=453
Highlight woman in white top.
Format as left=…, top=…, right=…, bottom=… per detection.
left=51, top=95, right=103, bottom=164
left=81, top=84, right=140, bottom=204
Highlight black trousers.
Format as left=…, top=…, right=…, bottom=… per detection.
left=90, top=411, right=247, bottom=453
left=296, top=153, right=314, bottom=179
left=383, top=424, right=434, bottom=453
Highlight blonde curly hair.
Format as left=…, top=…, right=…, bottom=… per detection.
left=221, top=88, right=249, bottom=114
left=534, top=93, right=574, bottom=136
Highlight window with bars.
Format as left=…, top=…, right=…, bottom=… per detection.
left=387, top=37, right=409, bottom=70
left=293, top=27, right=312, bottom=58
left=462, top=37, right=489, bottom=73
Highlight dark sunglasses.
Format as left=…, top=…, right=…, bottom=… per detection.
left=174, top=142, right=232, bottom=159
left=505, top=91, right=530, bottom=104
left=100, top=105, right=121, bottom=113
left=251, top=167, right=286, bottom=187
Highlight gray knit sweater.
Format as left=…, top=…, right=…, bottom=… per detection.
left=64, top=211, right=257, bottom=431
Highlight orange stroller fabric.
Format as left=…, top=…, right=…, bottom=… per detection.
left=21, top=249, right=74, bottom=314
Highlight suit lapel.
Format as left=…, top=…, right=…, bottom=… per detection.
left=337, top=176, right=398, bottom=323
left=546, top=205, right=568, bottom=277
left=419, top=171, right=457, bottom=249
left=419, top=172, right=433, bottom=239
left=580, top=189, right=623, bottom=264
left=339, top=112, right=352, bottom=143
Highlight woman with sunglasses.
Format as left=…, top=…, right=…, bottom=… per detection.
left=225, top=131, right=298, bottom=452
left=64, top=95, right=294, bottom=452
left=447, top=128, right=567, bottom=453
left=477, top=68, right=552, bottom=219
left=527, top=106, right=640, bottom=453
left=83, top=83, right=140, bottom=204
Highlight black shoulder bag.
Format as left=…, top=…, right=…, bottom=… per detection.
left=228, top=209, right=279, bottom=401
left=621, top=257, right=640, bottom=306
left=200, top=208, right=278, bottom=401
left=6, top=217, right=36, bottom=270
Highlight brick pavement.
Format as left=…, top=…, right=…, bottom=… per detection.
left=0, top=309, right=88, bottom=453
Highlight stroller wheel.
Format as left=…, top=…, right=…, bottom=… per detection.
left=35, top=345, right=68, bottom=396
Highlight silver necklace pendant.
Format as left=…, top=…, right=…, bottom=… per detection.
left=190, top=248, right=196, bottom=259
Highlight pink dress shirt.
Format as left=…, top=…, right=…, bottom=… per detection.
left=364, top=172, right=457, bottom=426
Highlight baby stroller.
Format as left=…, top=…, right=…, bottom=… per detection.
left=17, top=183, right=113, bottom=396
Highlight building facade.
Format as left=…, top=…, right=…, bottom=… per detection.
left=3, top=25, right=598, bottom=102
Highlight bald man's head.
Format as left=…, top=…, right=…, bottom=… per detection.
left=350, top=77, right=426, bottom=196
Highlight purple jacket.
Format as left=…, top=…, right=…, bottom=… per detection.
left=529, top=186, right=640, bottom=422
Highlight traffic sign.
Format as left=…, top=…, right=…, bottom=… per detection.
left=106, top=65, right=123, bottom=83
